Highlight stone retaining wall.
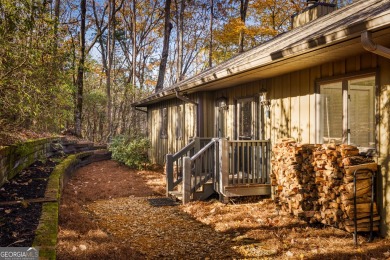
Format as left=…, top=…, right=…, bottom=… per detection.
left=33, top=150, right=111, bottom=259
left=0, top=137, right=63, bottom=187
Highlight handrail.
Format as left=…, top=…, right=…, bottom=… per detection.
left=172, top=139, right=196, bottom=160
left=227, top=140, right=269, bottom=143
left=182, top=139, right=217, bottom=203
left=171, top=138, right=271, bottom=203
left=191, top=139, right=216, bottom=161
left=166, top=140, right=196, bottom=196
left=166, top=137, right=212, bottom=196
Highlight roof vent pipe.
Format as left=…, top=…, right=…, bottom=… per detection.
left=361, top=31, right=390, bottom=59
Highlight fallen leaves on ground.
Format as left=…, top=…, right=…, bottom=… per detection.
left=57, top=160, right=390, bottom=260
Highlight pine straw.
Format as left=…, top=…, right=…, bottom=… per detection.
left=181, top=200, right=390, bottom=259
left=57, top=160, right=390, bottom=260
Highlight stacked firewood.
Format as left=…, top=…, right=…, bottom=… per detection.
left=271, top=139, right=379, bottom=233
left=271, top=138, right=319, bottom=218
left=340, top=159, right=380, bottom=232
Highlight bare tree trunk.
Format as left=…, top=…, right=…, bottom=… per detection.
left=105, top=0, right=116, bottom=142
left=54, top=0, right=60, bottom=19
left=176, top=0, right=184, bottom=82
left=209, top=0, right=213, bottom=68
left=155, top=0, right=172, bottom=92
left=74, top=0, right=86, bottom=138
left=132, top=0, right=137, bottom=88
left=238, top=0, right=249, bottom=53
left=53, top=0, right=61, bottom=46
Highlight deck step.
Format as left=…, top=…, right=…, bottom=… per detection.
left=168, top=191, right=183, bottom=201
left=224, top=184, right=271, bottom=197
left=168, top=182, right=215, bottom=202
left=193, top=182, right=215, bottom=200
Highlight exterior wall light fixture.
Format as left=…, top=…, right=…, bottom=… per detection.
left=260, top=91, right=271, bottom=118
left=217, top=97, right=228, bottom=110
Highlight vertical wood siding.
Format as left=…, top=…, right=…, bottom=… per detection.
left=377, top=56, right=390, bottom=237
left=147, top=53, right=387, bottom=165
left=146, top=53, right=390, bottom=236
left=245, top=52, right=385, bottom=146
left=147, top=93, right=200, bottom=164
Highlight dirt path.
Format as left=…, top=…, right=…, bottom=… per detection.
left=57, top=160, right=390, bottom=260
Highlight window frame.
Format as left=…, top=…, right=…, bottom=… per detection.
left=234, top=96, right=258, bottom=140
left=160, top=107, right=168, bottom=139
left=175, top=105, right=183, bottom=140
left=315, top=69, right=378, bottom=150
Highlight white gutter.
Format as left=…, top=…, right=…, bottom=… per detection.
left=361, top=31, right=390, bottom=59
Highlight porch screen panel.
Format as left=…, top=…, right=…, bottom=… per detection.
left=320, top=82, right=343, bottom=144
left=348, top=76, right=375, bottom=148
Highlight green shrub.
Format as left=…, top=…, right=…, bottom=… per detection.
left=109, top=135, right=150, bottom=169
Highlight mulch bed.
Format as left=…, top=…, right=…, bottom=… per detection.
left=0, top=157, right=62, bottom=247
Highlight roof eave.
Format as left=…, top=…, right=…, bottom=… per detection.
left=133, top=6, right=390, bottom=107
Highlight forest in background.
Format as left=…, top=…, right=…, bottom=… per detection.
left=0, top=0, right=354, bottom=144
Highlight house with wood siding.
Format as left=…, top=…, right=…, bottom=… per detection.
left=133, top=0, right=390, bottom=237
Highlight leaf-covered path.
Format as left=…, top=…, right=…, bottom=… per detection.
left=57, top=160, right=390, bottom=259
left=57, top=160, right=239, bottom=259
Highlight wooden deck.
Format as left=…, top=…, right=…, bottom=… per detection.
left=166, top=138, right=271, bottom=203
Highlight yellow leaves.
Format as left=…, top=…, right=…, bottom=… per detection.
left=214, top=18, right=246, bottom=47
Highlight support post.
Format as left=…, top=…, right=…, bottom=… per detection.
left=166, top=154, right=174, bottom=196
left=194, top=137, right=201, bottom=152
left=213, top=139, right=219, bottom=192
left=266, top=139, right=271, bottom=184
left=218, top=139, right=229, bottom=201
left=183, top=156, right=191, bottom=204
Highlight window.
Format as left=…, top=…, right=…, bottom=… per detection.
left=318, top=75, right=375, bottom=148
left=160, top=107, right=168, bottom=139
left=236, top=98, right=257, bottom=140
left=175, top=106, right=182, bottom=140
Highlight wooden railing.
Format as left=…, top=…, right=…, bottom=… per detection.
left=226, top=140, right=270, bottom=185
left=167, top=138, right=271, bottom=202
left=217, top=139, right=270, bottom=196
left=182, top=139, right=218, bottom=203
left=166, top=138, right=212, bottom=196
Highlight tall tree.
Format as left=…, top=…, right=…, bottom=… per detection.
left=209, top=0, right=214, bottom=68
left=91, top=0, right=124, bottom=141
left=155, top=0, right=173, bottom=92
left=175, top=0, right=185, bottom=82
left=238, top=0, right=249, bottom=53
left=105, top=0, right=115, bottom=141
left=132, top=0, right=137, bottom=88
left=74, top=0, right=86, bottom=137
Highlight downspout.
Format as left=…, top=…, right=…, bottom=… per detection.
left=361, top=31, right=390, bottom=59
left=134, top=107, right=147, bottom=113
left=175, top=89, right=199, bottom=137
left=175, top=89, right=197, bottom=105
